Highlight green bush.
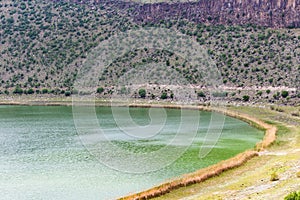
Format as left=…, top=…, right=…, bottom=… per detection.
left=242, top=95, right=250, bottom=101
left=42, top=88, right=48, bottom=94
left=161, top=92, right=168, bottom=99
left=27, top=88, right=34, bottom=94
left=281, top=90, right=289, bottom=98
left=284, top=191, right=300, bottom=200
left=65, top=91, right=71, bottom=96
left=13, top=86, right=23, bottom=95
left=270, top=171, right=279, bottom=181
left=197, top=91, right=206, bottom=98
left=97, top=87, right=104, bottom=94
left=170, top=93, right=174, bottom=99
left=257, top=91, right=263, bottom=96
left=138, top=88, right=146, bottom=98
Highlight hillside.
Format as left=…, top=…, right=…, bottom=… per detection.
left=0, top=0, right=299, bottom=104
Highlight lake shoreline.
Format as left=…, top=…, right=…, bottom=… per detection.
left=0, top=97, right=277, bottom=200
left=117, top=105, right=277, bottom=200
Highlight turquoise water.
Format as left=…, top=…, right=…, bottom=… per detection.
left=0, top=106, right=263, bottom=199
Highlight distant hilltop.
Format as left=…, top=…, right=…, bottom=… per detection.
left=75, top=0, right=300, bottom=28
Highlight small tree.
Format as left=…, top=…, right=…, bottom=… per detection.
left=13, top=86, right=23, bottom=95
left=161, top=92, right=168, bottom=99
left=197, top=91, right=206, bottom=98
left=138, top=89, right=146, bottom=98
left=242, top=95, right=250, bottom=102
left=281, top=90, right=289, bottom=98
left=270, top=171, right=279, bottom=181
left=170, top=93, right=174, bottom=99
left=42, top=88, right=48, bottom=94
left=97, top=87, right=104, bottom=94
left=65, top=91, right=71, bottom=96
left=27, top=88, right=34, bottom=94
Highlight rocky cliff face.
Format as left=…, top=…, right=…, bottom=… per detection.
left=77, top=0, right=300, bottom=28
left=128, top=0, right=300, bottom=28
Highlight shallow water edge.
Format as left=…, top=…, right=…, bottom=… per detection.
left=0, top=97, right=276, bottom=199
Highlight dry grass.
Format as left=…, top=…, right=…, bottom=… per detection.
left=119, top=151, right=258, bottom=200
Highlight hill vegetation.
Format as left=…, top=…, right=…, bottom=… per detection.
left=0, top=0, right=299, bottom=104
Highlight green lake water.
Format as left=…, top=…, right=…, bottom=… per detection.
left=0, top=106, right=263, bottom=199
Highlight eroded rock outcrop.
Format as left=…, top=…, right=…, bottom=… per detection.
left=132, top=0, right=300, bottom=28
left=71, top=0, right=300, bottom=28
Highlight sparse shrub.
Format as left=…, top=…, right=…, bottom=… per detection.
left=257, top=91, right=263, bottom=96
left=266, top=89, right=271, bottom=94
left=120, top=86, right=128, bottom=95
left=42, top=88, right=48, bottom=94
left=197, top=91, right=206, bottom=98
left=212, top=92, right=228, bottom=97
left=284, top=191, right=300, bottom=200
left=281, top=90, right=289, bottom=98
left=170, top=93, right=174, bottom=99
left=273, top=93, right=279, bottom=100
left=97, top=87, right=104, bottom=94
left=27, top=88, right=34, bottom=94
left=65, top=91, right=71, bottom=96
left=161, top=92, right=168, bottom=99
left=275, top=107, right=284, bottom=112
left=138, top=88, right=146, bottom=98
left=291, top=112, right=300, bottom=117
left=13, top=86, right=23, bottom=95
left=270, top=171, right=279, bottom=181
left=242, top=95, right=250, bottom=102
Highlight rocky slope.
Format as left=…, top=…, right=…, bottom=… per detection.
left=128, top=0, right=300, bottom=28
left=73, top=0, right=300, bottom=28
